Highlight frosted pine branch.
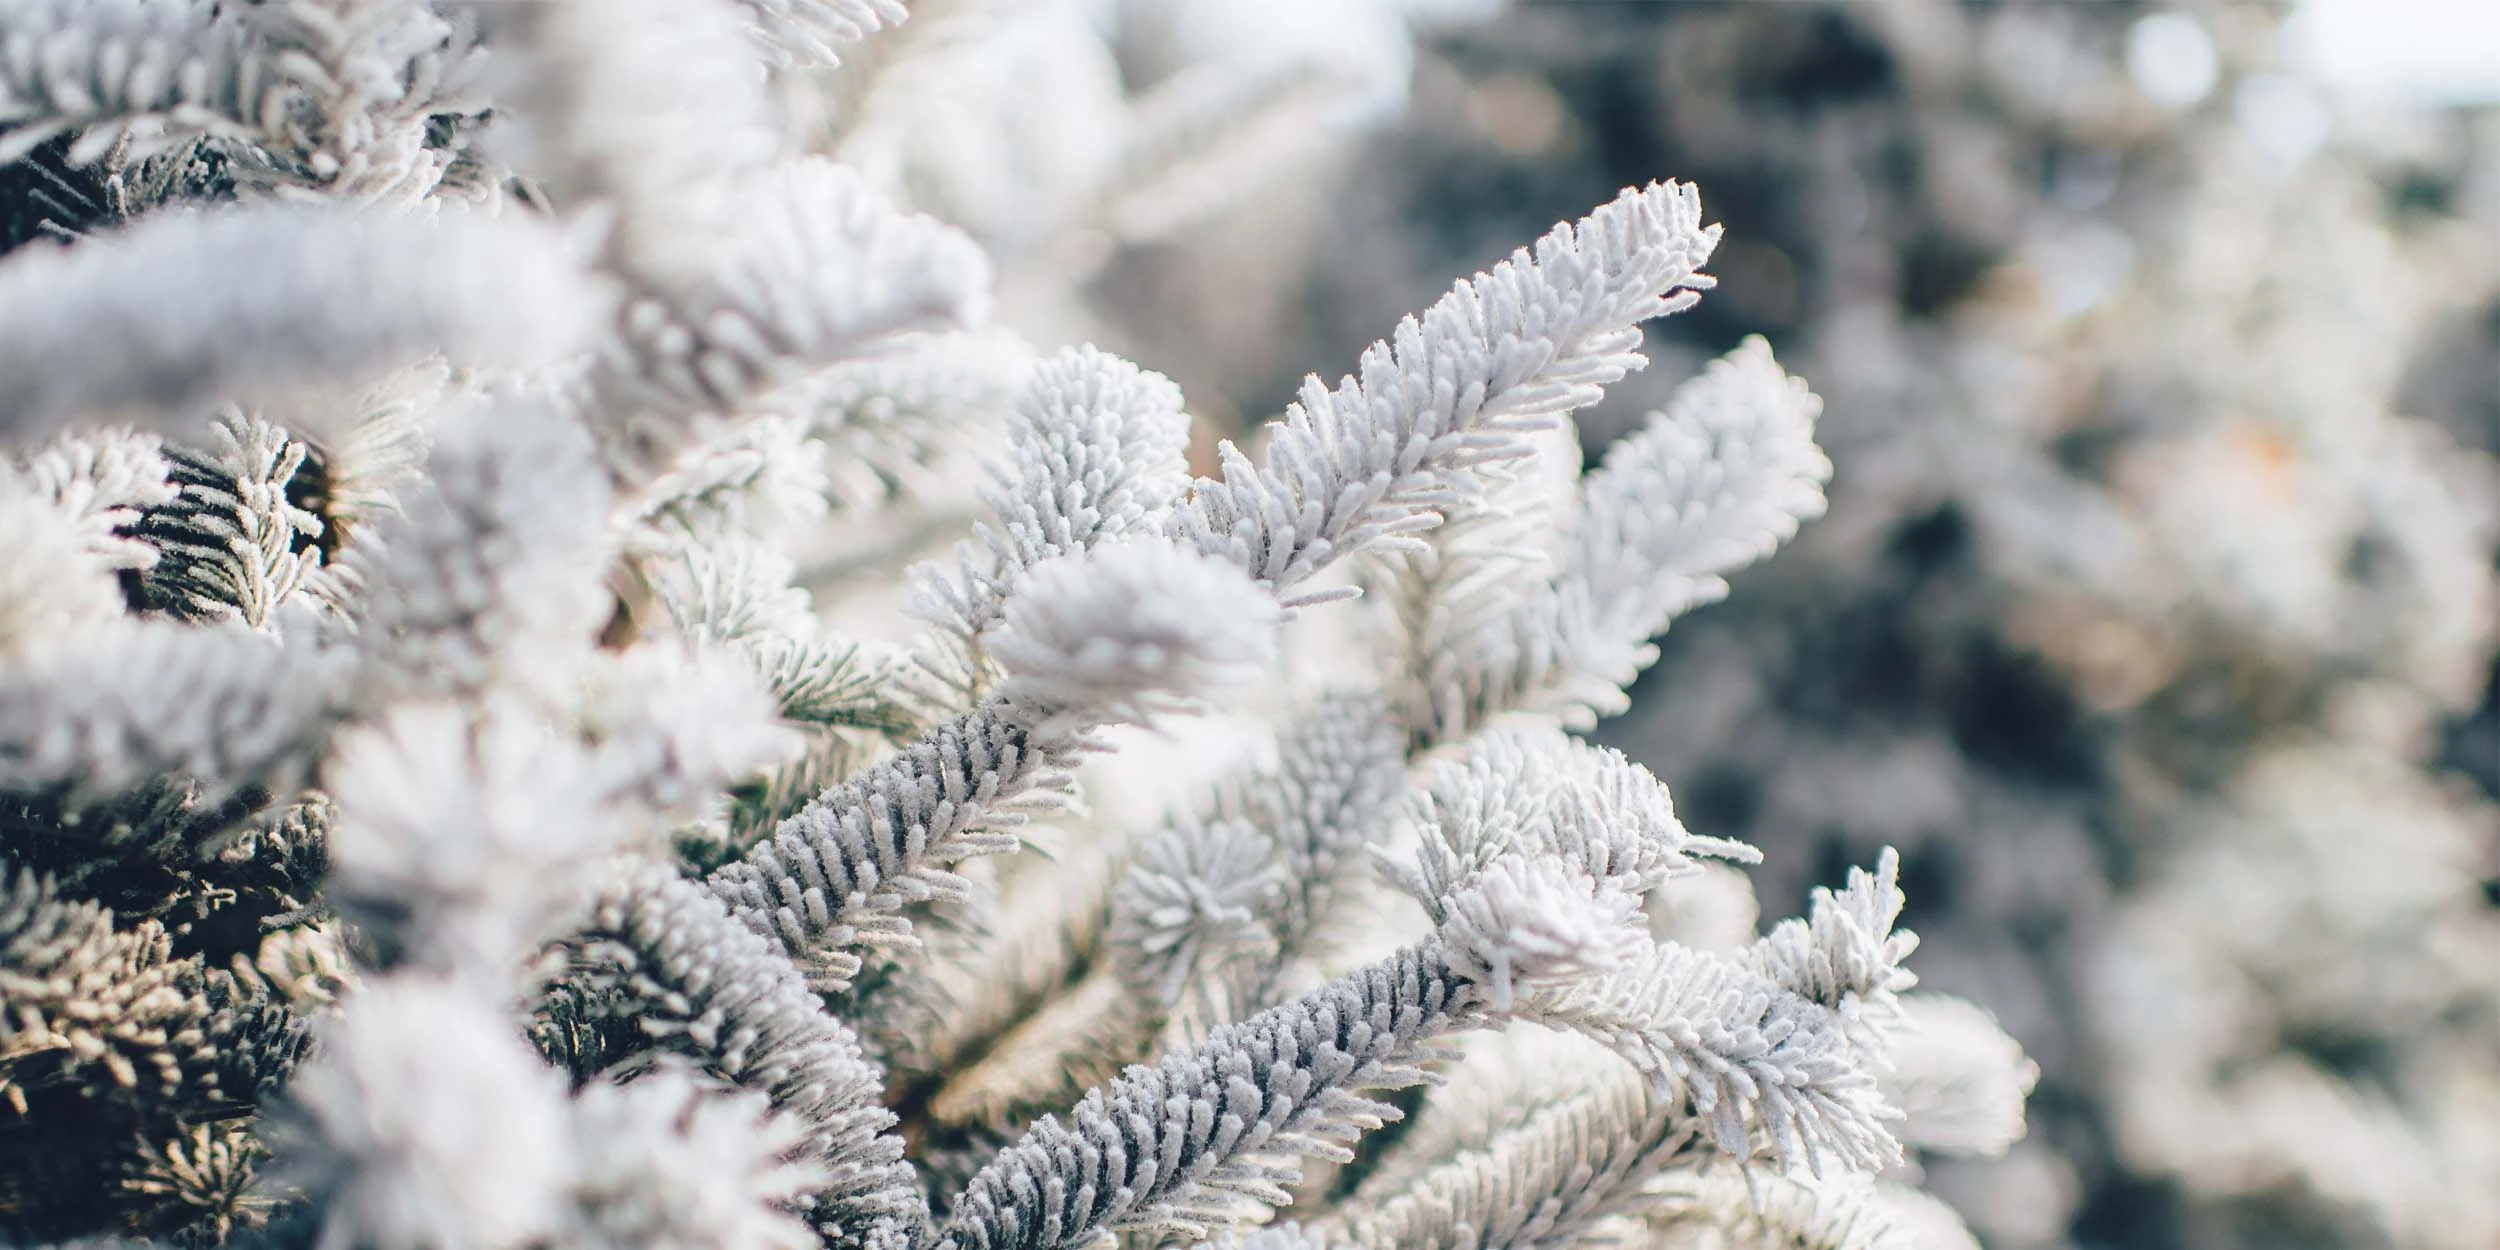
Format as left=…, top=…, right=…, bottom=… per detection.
left=1399, top=337, right=1829, bottom=746
left=1878, top=994, right=2039, bottom=1159
left=355, top=400, right=615, bottom=703
left=0, top=426, right=174, bottom=657
left=271, top=978, right=576, bottom=1250
left=1746, top=848, right=1918, bottom=1052
left=1643, top=1169, right=1922, bottom=1250
left=1520, top=938, right=1901, bottom=1175
left=130, top=411, right=326, bottom=629
left=990, top=543, right=1280, bottom=728
left=705, top=698, right=1043, bottom=989
left=936, top=944, right=1477, bottom=1250
left=1170, top=182, right=1720, bottom=607
left=1436, top=855, right=1649, bottom=1012
left=1382, top=731, right=1750, bottom=927
left=1110, top=816, right=1283, bottom=1008
left=564, top=1063, right=830, bottom=1250
left=0, top=0, right=270, bottom=166
left=1550, top=334, right=1829, bottom=702
left=15, top=427, right=176, bottom=572
left=787, top=329, right=1034, bottom=512
left=650, top=541, right=924, bottom=737
left=456, top=0, right=775, bottom=227
left=912, top=345, right=1194, bottom=666
left=0, top=205, right=601, bottom=447
left=626, top=416, right=834, bottom=555
left=593, top=161, right=993, bottom=475
left=0, top=0, right=473, bottom=196
left=322, top=701, right=613, bottom=979
left=565, top=862, right=927, bottom=1250
left=0, top=619, right=347, bottom=803
left=1336, top=1068, right=1706, bottom=1250
left=709, top=542, right=1277, bottom=987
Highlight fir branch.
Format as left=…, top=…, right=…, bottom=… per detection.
left=0, top=203, right=602, bottom=448
left=1398, top=337, right=1830, bottom=748
left=15, top=425, right=175, bottom=573
left=120, top=1120, right=278, bottom=1242
left=1380, top=731, right=1754, bottom=931
left=0, top=0, right=270, bottom=166
left=1257, top=693, right=1409, bottom=939
left=354, top=399, right=614, bottom=704
left=649, top=540, right=926, bottom=739
left=705, top=698, right=1047, bottom=990
left=321, top=700, right=616, bottom=979
left=0, top=425, right=173, bottom=657
left=591, top=159, right=994, bottom=476
left=454, top=0, right=775, bottom=228
left=1566, top=337, right=1829, bottom=665
left=1744, top=849, right=1918, bottom=1054
left=1110, top=815, right=1282, bottom=1010
left=935, top=943, right=1478, bottom=1250
left=270, top=978, right=577, bottom=1250
left=1106, top=693, right=1407, bottom=1031
left=789, top=329, right=1033, bottom=513
left=564, top=1063, right=830, bottom=1250
left=1513, top=939, right=1900, bottom=1176
left=1335, top=1067, right=1705, bottom=1250
left=1643, top=1169, right=1920, bottom=1250
left=910, top=345, right=1195, bottom=684
left=564, top=861, right=928, bottom=1250
left=1876, top=994, right=2037, bottom=1159
left=626, top=415, right=833, bottom=555
left=0, top=866, right=306, bottom=1235
left=0, top=618, right=348, bottom=804
left=130, top=410, right=327, bottom=629
left=710, top=542, right=1279, bottom=989
left=1168, top=182, right=1720, bottom=608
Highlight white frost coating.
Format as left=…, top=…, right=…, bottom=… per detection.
left=278, top=979, right=575, bottom=1250
left=1525, top=938, right=1903, bottom=1174
left=357, top=399, right=615, bottom=702
left=912, top=344, right=1194, bottom=649
left=1170, top=181, right=1720, bottom=606
left=992, top=541, right=1281, bottom=724
left=1397, top=336, right=1831, bottom=745
left=598, top=160, right=993, bottom=442
left=0, top=205, right=603, bottom=446
left=733, top=0, right=907, bottom=68
left=456, top=0, right=774, bottom=233
left=566, top=1065, right=830, bottom=1250
left=1111, top=816, right=1282, bottom=1005
left=324, top=700, right=611, bottom=978
left=0, top=617, right=344, bottom=800
left=1880, top=993, right=2041, bottom=1158
left=0, top=427, right=174, bottom=656
left=1384, top=730, right=1752, bottom=924
left=0, top=0, right=269, bottom=164
left=1747, top=848, right=1920, bottom=1051
left=577, top=641, right=803, bottom=819
left=1437, top=855, right=1648, bottom=1011
left=1564, top=334, right=1830, bottom=662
